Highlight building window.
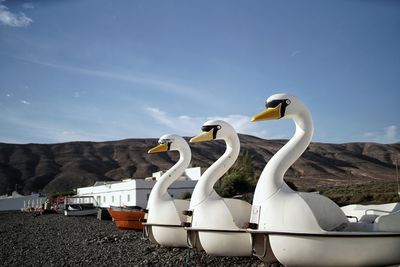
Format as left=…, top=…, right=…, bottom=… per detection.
left=103, top=196, right=106, bottom=202
left=127, top=195, right=130, bottom=202
left=112, top=196, right=114, bottom=202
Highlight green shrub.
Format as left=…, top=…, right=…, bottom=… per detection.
left=219, top=173, right=254, bottom=197
left=181, top=191, right=192, bottom=200
left=217, top=150, right=258, bottom=198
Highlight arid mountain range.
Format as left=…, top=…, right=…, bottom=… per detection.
left=0, top=134, right=399, bottom=195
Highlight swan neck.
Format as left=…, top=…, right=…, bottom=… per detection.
left=190, top=134, right=240, bottom=208
left=253, top=110, right=313, bottom=204
left=151, top=147, right=191, bottom=199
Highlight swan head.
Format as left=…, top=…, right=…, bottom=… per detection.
left=189, top=120, right=236, bottom=143
left=251, top=93, right=307, bottom=121
left=148, top=134, right=187, bottom=153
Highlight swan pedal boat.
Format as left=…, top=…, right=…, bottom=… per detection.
left=144, top=134, right=191, bottom=247
left=248, top=93, right=400, bottom=266
left=184, top=120, right=252, bottom=256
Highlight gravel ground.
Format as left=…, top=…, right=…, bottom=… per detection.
left=0, top=212, right=264, bottom=266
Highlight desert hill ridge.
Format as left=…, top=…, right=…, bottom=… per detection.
left=0, top=134, right=399, bottom=195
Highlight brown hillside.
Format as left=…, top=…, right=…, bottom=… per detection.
left=0, top=134, right=399, bottom=195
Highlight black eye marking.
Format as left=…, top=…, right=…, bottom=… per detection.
left=201, top=125, right=220, bottom=139
left=265, top=100, right=282, bottom=109
left=159, top=139, right=172, bottom=150
left=265, top=99, right=290, bottom=118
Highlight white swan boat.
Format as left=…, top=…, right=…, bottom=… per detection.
left=184, top=120, right=253, bottom=256
left=144, top=134, right=192, bottom=247
left=247, top=93, right=400, bottom=266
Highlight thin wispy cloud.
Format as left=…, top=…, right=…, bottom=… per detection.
left=0, top=136, right=23, bottom=144
left=0, top=0, right=32, bottom=27
left=385, top=125, right=397, bottom=141
left=17, top=58, right=203, bottom=99
left=291, top=50, right=301, bottom=57
left=6, top=93, right=12, bottom=97
left=362, top=125, right=398, bottom=143
left=22, top=3, right=34, bottom=9
left=0, top=112, right=122, bottom=143
left=20, top=100, right=30, bottom=105
left=145, top=106, right=273, bottom=139
left=146, top=107, right=177, bottom=129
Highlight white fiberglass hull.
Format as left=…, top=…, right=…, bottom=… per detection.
left=145, top=224, right=188, bottom=247
left=199, top=231, right=252, bottom=256
left=267, top=232, right=400, bottom=267
left=187, top=228, right=252, bottom=256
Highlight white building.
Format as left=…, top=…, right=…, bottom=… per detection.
left=0, top=192, right=45, bottom=211
left=76, top=167, right=200, bottom=209
left=151, top=167, right=201, bottom=181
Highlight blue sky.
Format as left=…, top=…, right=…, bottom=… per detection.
left=0, top=0, right=399, bottom=144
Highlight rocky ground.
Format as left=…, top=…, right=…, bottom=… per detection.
left=0, top=212, right=263, bottom=266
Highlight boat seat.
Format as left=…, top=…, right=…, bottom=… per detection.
left=346, top=221, right=374, bottom=232
left=223, top=198, right=252, bottom=229
left=359, top=214, right=379, bottom=224
left=299, top=192, right=349, bottom=231
left=374, top=210, right=400, bottom=232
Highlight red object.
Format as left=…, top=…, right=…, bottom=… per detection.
left=108, top=206, right=145, bottom=230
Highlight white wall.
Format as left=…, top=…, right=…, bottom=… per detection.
left=0, top=195, right=45, bottom=211
left=167, top=180, right=197, bottom=198
left=183, top=167, right=201, bottom=181
left=76, top=178, right=197, bottom=208
left=152, top=167, right=201, bottom=181
left=77, top=179, right=157, bottom=208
